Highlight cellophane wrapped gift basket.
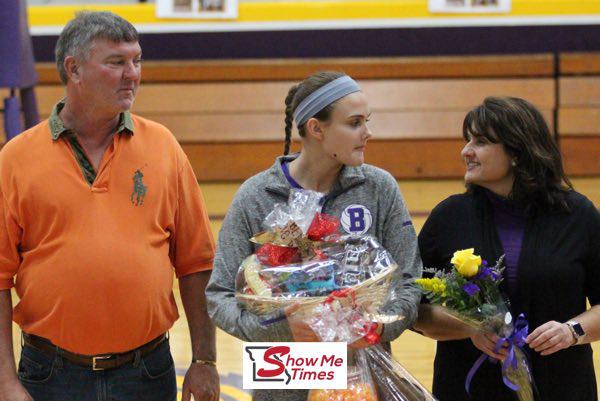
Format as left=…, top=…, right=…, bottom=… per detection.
left=235, top=189, right=438, bottom=401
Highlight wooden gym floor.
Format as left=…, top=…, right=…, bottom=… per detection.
left=11, top=178, right=600, bottom=401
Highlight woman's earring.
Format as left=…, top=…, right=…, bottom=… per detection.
left=511, top=160, right=517, bottom=167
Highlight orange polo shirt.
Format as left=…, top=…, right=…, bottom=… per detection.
left=0, top=113, right=215, bottom=355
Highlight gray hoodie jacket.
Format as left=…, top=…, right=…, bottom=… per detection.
left=206, top=155, right=422, bottom=401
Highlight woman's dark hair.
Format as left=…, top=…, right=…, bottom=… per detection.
left=463, top=96, right=573, bottom=211
left=283, top=71, right=346, bottom=155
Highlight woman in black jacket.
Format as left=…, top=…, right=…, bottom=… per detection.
left=414, top=96, right=600, bottom=401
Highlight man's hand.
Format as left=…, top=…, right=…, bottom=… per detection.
left=0, top=291, right=32, bottom=401
left=526, top=321, right=575, bottom=356
left=0, top=378, right=34, bottom=401
left=178, top=272, right=218, bottom=400
left=470, top=331, right=508, bottom=361
left=181, top=363, right=219, bottom=401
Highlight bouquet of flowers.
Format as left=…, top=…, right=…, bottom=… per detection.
left=416, top=249, right=535, bottom=401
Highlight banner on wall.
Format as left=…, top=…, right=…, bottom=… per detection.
left=429, top=0, right=511, bottom=13
left=156, top=0, right=238, bottom=19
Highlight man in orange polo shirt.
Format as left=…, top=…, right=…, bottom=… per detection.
left=0, top=11, right=219, bottom=401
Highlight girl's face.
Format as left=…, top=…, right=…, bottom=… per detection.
left=317, top=91, right=372, bottom=167
left=461, top=131, right=515, bottom=197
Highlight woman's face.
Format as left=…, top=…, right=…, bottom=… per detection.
left=461, top=131, right=515, bottom=196
left=317, top=91, right=372, bottom=167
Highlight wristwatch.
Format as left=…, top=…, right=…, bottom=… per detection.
left=565, top=321, right=586, bottom=345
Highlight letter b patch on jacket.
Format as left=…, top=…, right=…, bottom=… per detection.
left=341, top=204, right=372, bottom=235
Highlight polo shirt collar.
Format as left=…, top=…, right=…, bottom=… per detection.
left=49, top=99, right=135, bottom=141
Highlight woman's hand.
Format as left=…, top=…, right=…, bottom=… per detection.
left=284, top=303, right=320, bottom=342
left=526, top=321, right=575, bottom=356
left=470, top=331, right=508, bottom=360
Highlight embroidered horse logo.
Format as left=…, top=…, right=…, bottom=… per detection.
left=130, top=169, right=147, bottom=206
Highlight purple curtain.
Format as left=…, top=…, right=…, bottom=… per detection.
left=1, top=0, right=39, bottom=141
left=4, top=93, right=23, bottom=140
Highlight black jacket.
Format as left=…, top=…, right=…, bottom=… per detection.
left=418, top=188, right=600, bottom=401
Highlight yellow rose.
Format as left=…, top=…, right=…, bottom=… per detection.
left=451, top=248, right=481, bottom=278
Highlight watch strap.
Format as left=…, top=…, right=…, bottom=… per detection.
left=565, top=321, right=585, bottom=345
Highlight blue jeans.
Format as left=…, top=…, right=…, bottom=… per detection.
left=18, top=338, right=177, bottom=401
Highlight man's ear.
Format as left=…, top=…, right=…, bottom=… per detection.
left=64, top=56, right=81, bottom=84
left=305, top=118, right=324, bottom=141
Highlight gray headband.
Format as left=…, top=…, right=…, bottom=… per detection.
left=293, top=76, right=361, bottom=127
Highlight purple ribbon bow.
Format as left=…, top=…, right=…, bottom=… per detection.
left=465, top=313, right=529, bottom=393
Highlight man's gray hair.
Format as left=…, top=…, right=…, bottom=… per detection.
left=55, top=11, right=139, bottom=84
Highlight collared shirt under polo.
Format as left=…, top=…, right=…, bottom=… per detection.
left=48, top=99, right=135, bottom=186
left=0, top=102, right=215, bottom=355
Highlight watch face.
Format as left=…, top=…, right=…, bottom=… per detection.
left=572, top=323, right=585, bottom=337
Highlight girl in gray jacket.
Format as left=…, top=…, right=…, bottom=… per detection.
left=206, top=71, right=422, bottom=401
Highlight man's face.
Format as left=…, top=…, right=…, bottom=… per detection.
left=76, top=39, right=142, bottom=114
